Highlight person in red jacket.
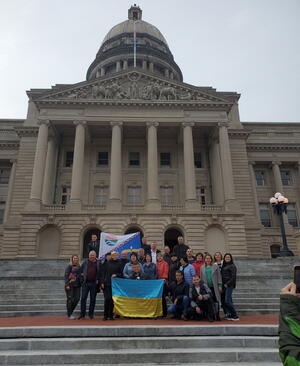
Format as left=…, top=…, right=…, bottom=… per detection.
left=156, top=253, right=169, bottom=317
left=192, top=252, right=204, bottom=278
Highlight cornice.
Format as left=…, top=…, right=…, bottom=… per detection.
left=247, top=143, right=300, bottom=151
left=14, top=127, right=39, bottom=138
left=0, top=141, right=20, bottom=150
left=228, top=129, right=251, bottom=139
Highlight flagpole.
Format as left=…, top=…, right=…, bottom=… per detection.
left=133, top=20, right=136, bottom=68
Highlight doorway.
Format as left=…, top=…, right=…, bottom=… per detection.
left=83, top=228, right=101, bottom=258
left=164, top=227, right=183, bottom=251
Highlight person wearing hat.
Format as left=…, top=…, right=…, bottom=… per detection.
left=168, top=252, right=180, bottom=284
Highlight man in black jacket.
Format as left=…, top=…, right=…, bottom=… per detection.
left=173, top=236, right=189, bottom=260
left=167, top=270, right=190, bottom=320
left=87, top=234, right=100, bottom=257
left=100, top=251, right=122, bottom=320
left=129, top=263, right=148, bottom=280
left=189, top=275, right=215, bottom=322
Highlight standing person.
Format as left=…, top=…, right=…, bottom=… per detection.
left=192, top=252, right=204, bottom=278
left=123, top=252, right=144, bottom=278
left=64, top=254, right=82, bottom=319
left=179, top=256, right=196, bottom=286
left=143, top=253, right=157, bottom=279
left=87, top=234, right=100, bottom=257
left=137, top=248, right=146, bottom=264
left=150, top=241, right=161, bottom=264
left=200, top=253, right=222, bottom=320
left=163, top=245, right=172, bottom=265
left=120, top=250, right=129, bottom=274
left=186, top=248, right=196, bottom=264
left=169, top=253, right=179, bottom=284
left=167, top=270, right=190, bottom=320
left=173, top=236, right=189, bottom=260
left=189, top=275, right=215, bottom=322
left=141, top=236, right=151, bottom=255
left=156, top=253, right=169, bottom=317
left=100, top=251, right=122, bottom=321
left=129, top=263, right=148, bottom=280
left=221, top=253, right=239, bottom=321
left=214, top=251, right=223, bottom=271
left=78, top=250, right=100, bottom=320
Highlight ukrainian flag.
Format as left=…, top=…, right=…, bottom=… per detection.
left=112, top=278, right=164, bottom=318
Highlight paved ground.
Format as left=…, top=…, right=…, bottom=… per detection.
left=0, top=314, right=278, bottom=327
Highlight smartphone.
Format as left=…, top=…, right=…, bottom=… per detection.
left=294, top=266, right=300, bottom=293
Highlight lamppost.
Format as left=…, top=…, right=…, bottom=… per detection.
left=269, top=192, right=294, bottom=257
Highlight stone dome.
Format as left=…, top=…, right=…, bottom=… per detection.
left=86, top=5, right=182, bottom=82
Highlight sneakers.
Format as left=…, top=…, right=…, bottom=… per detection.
left=229, top=316, right=240, bottom=321
left=68, top=314, right=76, bottom=320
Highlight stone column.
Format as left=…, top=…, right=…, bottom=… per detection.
left=146, top=122, right=160, bottom=210
left=3, top=159, right=17, bottom=223
left=109, top=121, right=123, bottom=210
left=69, top=121, right=86, bottom=207
left=209, top=138, right=224, bottom=205
left=116, top=61, right=121, bottom=72
left=218, top=123, right=238, bottom=210
left=164, top=69, right=170, bottom=78
left=248, top=161, right=260, bottom=220
left=28, top=120, right=50, bottom=209
left=142, top=60, right=147, bottom=70
left=123, top=60, right=128, bottom=70
left=42, top=137, right=57, bottom=204
left=182, top=122, right=198, bottom=209
left=149, top=62, right=154, bottom=72
left=100, top=67, right=105, bottom=76
left=271, top=161, right=283, bottom=193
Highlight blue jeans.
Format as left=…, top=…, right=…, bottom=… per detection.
left=168, top=296, right=190, bottom=318
left=224, top=286, right=237, bottom=317
left=80, top=282, right=97, bottom=318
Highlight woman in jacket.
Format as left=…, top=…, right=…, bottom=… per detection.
left=157, top=253, right=169, bottom=317
left=143, top=253, right=157, bottom=279
left=221, top=253, right=239, bottom=321
left=123, top=252, right=144, bottom=278
left=64, top=254, right=82, bottom=319
left=192, top=252, right=204, bottom=277
left=200, top=253, right=222, bottom=319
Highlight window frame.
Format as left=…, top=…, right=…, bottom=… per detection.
left=160, top=152, right=171, bottom=168
left=259, top=203, right=272, bottom=227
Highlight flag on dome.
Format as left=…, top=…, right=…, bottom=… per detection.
left=99, top=232, right=141, bottom=259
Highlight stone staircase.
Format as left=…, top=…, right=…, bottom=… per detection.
left=0, top=324, right=281, bottom=365
left=0, top=257, right=299, bottom=317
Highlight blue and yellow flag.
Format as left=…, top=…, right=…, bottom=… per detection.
left=112, top=278, right=164, bottom=318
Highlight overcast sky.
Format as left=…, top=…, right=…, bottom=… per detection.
left=1, top=0, right=299, bottom=122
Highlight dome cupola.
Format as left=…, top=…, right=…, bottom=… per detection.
left=86, top=5, right=183, bottom=81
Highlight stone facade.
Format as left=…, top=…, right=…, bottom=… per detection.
left=0, top=6, right=299, bottom=259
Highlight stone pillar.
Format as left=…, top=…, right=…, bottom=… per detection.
left=218, top=123, right=238, bottom=210
left=42, top=137, right=57, bottom=204
left=100, top=67, right=105, bottom=76
left=209, top=138, right=224, bottom=205
left=248, top=161, right=260, bottom=220
left=182, top=122, right=198, bottom=209
left=116, top=61, right=121, bottom=72
left=142, top=60, right=147, bottom=70
left=164, top=69, right=169, bottom=78
left=109, top=122, right=123, bottom=210
left=149, top=62, right=154, bottom=72
left=28, top=120, right=50, bottom=209
left=123, top=60, right=128, bottom=70
left=3, top=159, right=17, bottom=223
left=272, top=161, right=283, bottom=193
left=146, top=122, right=160, bottom=211
left=170, top=72, right=174, bottom=80
left=69, top=121, right=86, bottom=207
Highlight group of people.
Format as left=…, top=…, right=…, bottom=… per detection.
left=64, top=235, right=239, bottom=321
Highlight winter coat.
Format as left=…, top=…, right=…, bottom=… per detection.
left=189, top=281, right=212, bottom=308
left=200, top=263, right=222, bottom=305
left=221, top=262, right=237, bottom=288
left=180, top=264, right=196, bottom=286
left=142, top=262, right=157, bottom=280
left=173, top=243, right=189, bottom=259
left=167, top=280, right=190, bottom=303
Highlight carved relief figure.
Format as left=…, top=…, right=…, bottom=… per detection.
left=159, top=86, right=176, bottom=100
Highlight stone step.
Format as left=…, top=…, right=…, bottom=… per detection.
left=0, top=347, right=280, bottom=365
left=4, top=363, right=283, bottom=366
left=0, top=336, right=279, bottom=351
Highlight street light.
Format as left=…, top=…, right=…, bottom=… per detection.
left=269, top=192, right=294, bottom=257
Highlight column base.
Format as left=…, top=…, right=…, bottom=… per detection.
left=185, top=199, right=200, bottom=211
left=224, top=199, right=241, bottom=212
left=146, top=199, right=161, bottom=212
left=25, top=199, right=41, bottom=212
left=107, top=199, right=122, bottom=211
left=67, top=200, right=82, bottom=212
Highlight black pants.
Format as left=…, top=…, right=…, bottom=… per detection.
left=192, top=298, right=215, bottom=320
left=103, top=285, right=114, bottom=318
left=65, top=286, right=80, bottom=317
left=80, top=282, right=97, bottom=318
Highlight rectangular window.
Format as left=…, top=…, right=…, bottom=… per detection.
left=0, top=201, right=5, bottom=224
left=194, top=152, right=202, bottom=168
left=281, top=171, right=291, bottom=186
left=259, top=203, right=272, bottom=227
left=61, top=186, right=71, bottom=204
left=129, top=152, right=140, bottom=167
left=127, top=187, right=141, bottom=206
left=287, top=203, right=298, bottom=227
left=0, top=168, right=10, bottom=184
left=255, top=171, right=265, bottom=186
left=160, top=152, right=171, bottom=168
left=94, top=187, right=108, bottom=206
left=97, top=152, right=108, bottom=167
left=196, top=187, right=206, bottom=205
left=65, top=152, right=74, bottom=168
left=160, top=187, right=174, bottom=205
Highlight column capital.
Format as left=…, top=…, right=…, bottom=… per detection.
left=73, top=120, right=87, bottom=126
left=248, top=160, right=256, bottom=166
left=146, top=121, right=159, bottom=128
left=271, top=161, right=282, bottom=167
left=110, top=121, right=123, bottom=127
left=217, top=122, right=229, bottom=128
left=182, top=122, right=195, bottom=128
left=37, top=119, right=50, bottom=127
left=9, top=159, right=17, bottom=164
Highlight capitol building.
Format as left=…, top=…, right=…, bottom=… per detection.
left=0, top=5, right=299, bottom=259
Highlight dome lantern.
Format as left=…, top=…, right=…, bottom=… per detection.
left=128, top=4, right=142, bottom=21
